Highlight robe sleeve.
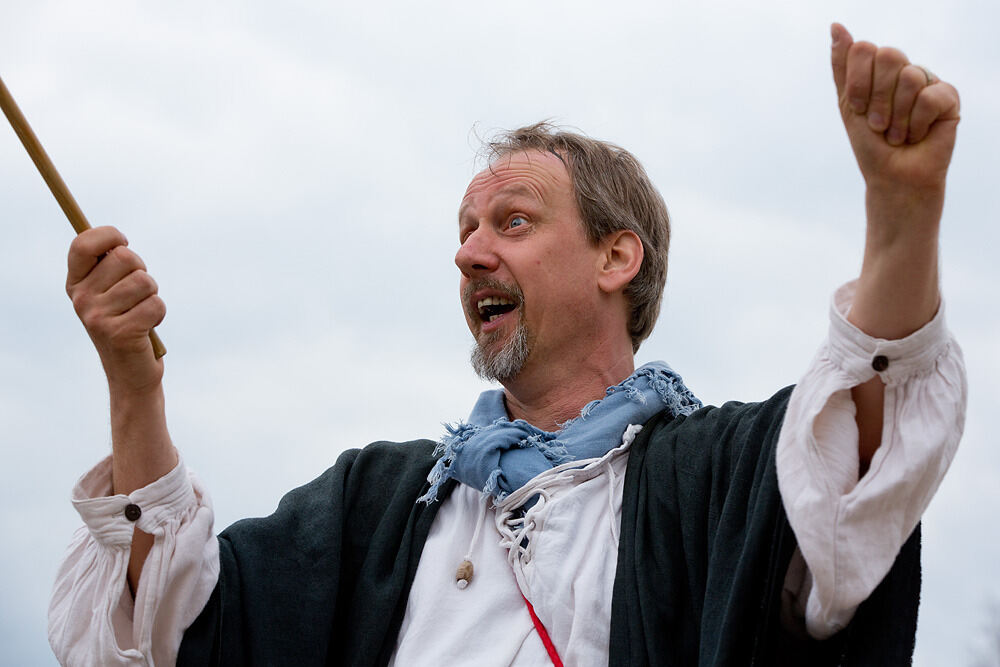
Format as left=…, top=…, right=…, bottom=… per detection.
left=776, top=280, right=967, bottom=638
left=48, top=456, right=218, bottom=667
left=177, top=440, right=442, bottom=667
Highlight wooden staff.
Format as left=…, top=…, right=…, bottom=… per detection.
left=0, top=74, right=166, bottom=359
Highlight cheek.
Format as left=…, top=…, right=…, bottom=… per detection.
left=458, top=281, right=474, bottom=327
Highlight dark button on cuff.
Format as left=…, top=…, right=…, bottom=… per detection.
left=124, top=504, right=142, bottom=522
left=872, top=355, right=889, bottom=372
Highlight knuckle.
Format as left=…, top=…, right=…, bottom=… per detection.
left=915, top=86, right=941, bottom=110
left=80, top=310, right=105, bottom=333
left=68, top=234, right=86, bottom=253
left=899, top=66, right=925, bottom=90
left=129, top=269, right=157, bottom=295
left=850, top=41, right=877, bottom=59
left=944, top=83, right=961, bottom=108
left=875, top=46, right=908, bottom=67
left=70, top=292, right=88, bottom=315
left=69, top=288, right=94, bottom=315
left=150, top=297, right=167, bottom=321
left=67, top=238, right=89, bottom=265
left=107, top=245, right=130, bottom=264
left=140, top=270, right=158, bottom=291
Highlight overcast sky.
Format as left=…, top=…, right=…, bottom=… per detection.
left=2, top=1, right=998, bottom=664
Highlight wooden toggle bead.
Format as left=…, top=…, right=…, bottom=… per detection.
left=455, top=559, right=474, bottom=589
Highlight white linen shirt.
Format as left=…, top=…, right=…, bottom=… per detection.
left=49, top=283, right=966, bottom=666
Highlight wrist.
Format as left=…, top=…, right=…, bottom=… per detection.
left=109, top=382, right=176, bottom=494
left=864, top=179, right=945, bottom=214
left=108, top=377, right=164, bottom=408
left=864, top=184, right=944, bottom=251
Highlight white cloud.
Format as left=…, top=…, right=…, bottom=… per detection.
left=2, top=1, right=997, bottom=663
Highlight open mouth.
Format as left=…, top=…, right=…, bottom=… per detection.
left=477, top=296, right=518, bottom=323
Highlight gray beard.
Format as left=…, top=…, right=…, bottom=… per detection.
left=470, top=317, right=531, bottom=383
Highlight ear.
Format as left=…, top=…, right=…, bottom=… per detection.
left=596, top=230, right=643, bottom=294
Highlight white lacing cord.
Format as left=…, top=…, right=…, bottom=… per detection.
left=605, top=460, right=620, bottom=547
left=462, top=430, right=640, bottom=590
left=497, top=489, right=551, bottom=568
left=455, top=494, right=490, bottom=590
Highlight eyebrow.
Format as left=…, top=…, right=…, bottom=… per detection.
left=458, top=183, right=541, bottom=222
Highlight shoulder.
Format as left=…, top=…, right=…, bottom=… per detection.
left=219, top=438, right=439, bottom=548
left=348, top=438, right=439, bottom=478
left=289, top=438, right=437, bottom=497
left=339, top=439, right=440, bottom=513
left=645, top=385, right=795, bottom=446
left=634, top=385, right=795, bottom=480
left=620, top=386, right=795, bottom=540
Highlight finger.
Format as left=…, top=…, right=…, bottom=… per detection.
left=916, top=66, right=938, bottom=85
left=85, top=245, right=149, bottom=296
left=101, top=269, right=159, bottom=317
left=67, top=226, right=128, bottom=286
left=845, top=40, right=877, bottom=114
left=908, top=81, right=961, bottom=144
left=886, top=64, right=926, bottom=146
left=867, top=46, right=909, bottom=132
left=830, top=23, right=854, bottom=95
left=133, top=295, right=167, bottom=330
left=96, top=295, right=166, bottom=352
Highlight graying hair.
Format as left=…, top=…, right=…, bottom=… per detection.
left=470, top=317, right=531, bottom=382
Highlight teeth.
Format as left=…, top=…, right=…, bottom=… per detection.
left=477, top=296, right=514, bottom=310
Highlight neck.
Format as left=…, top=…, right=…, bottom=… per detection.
left=500, top=344, right=636, bottom=432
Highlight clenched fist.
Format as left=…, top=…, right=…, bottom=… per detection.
left=66, top=226, right=165, bottom=394
left=832, top=22, right=960, bottom=193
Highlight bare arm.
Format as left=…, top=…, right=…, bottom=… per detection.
left=830, top=23, right=960, bottom=470
left=66, top=225, right=177, bottom=591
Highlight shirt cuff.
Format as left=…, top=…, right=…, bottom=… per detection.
left=827, top=280, right=950, bottom=386
left=71, top=456, right=195, bottom=548
left=777, top=280, right=966, bottom=638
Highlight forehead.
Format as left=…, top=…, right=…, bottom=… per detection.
left=459, top=150, right=572, bottom=217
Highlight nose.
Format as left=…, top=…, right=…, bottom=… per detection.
left=454, top=225, right=499, bottom=278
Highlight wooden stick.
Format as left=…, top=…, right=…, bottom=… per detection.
left=0, top=75, right=166, bottom=359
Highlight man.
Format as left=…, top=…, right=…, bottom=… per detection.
left=50, top=24, right=965, bottom=665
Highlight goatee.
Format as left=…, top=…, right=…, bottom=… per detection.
left=470, top=316, right=531, bottom=382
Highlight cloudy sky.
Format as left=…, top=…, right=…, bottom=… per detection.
left=2, top=1, right=997, bottom=664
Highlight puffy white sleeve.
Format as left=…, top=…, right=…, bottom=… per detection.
left=776, top=280, right=967, bottom=639
left=48, top=456, right=219, bottom=666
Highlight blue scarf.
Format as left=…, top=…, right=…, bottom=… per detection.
left=418, top=361, right=702, bottom=504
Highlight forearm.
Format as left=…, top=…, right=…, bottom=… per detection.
left=847, top=184, right=944, bottom=465
left=847, top=183, right=943, bottom=339
left=109, top=382, right=178, bottom=591
left=110, top=383, right=177, bottom=495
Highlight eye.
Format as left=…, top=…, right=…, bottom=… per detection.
left=458, top=221, right=476, bottom=244
left=507, top=216, right=527, bottom=229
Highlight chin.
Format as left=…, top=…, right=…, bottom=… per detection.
left=470, top=321, right=531, bottom=383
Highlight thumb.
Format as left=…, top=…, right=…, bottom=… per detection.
left=831, top=22, right=854, bottom=97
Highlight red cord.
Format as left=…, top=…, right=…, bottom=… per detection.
left=521, top=594, right=564, bottom=667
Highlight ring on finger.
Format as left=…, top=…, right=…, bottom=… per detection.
left=916, top=65, right=938, bottom=86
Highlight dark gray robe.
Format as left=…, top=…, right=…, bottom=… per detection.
left=178, top=386, right=920, bottom=666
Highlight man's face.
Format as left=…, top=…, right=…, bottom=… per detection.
left=456, top=150, right=604, bottom=383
